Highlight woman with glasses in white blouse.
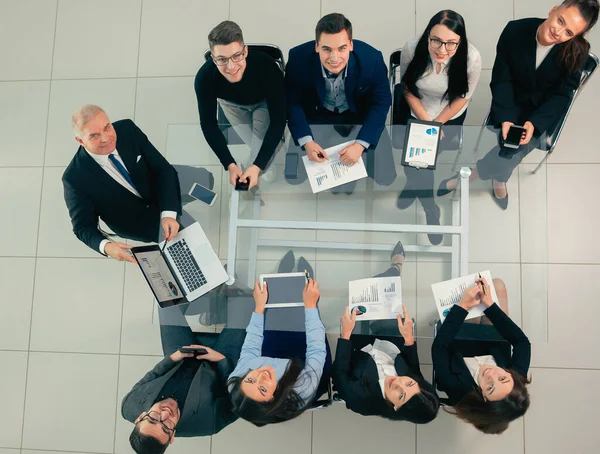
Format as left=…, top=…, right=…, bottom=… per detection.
left=395, top=10, right=481, bottom=246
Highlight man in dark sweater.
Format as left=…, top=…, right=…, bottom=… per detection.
left=194, top=21, right=286, bottom=190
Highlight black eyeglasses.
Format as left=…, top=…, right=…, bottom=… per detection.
left=429, top=37, right=459, bottom=52
left=140, top=410, right=176, bottom=434
left=211, top=46, right=247, bottom=66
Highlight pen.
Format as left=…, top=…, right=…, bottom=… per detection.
left=316, top=151, right=328, bottom=160
left=161, top=239, right=168, bottom=254
left=304, top=269, right=310, bottom=281
left=478, top=273, right=487, bottom=295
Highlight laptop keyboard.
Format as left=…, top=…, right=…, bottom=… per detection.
left=167, top=239, right=207, bottom=292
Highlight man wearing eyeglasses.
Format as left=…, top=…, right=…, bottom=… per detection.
left=194, top=20, right=286, bottom=190
left=122, top=304, right=247, bottom=452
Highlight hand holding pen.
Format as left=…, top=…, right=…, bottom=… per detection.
left=475, top=275, right=494, bottom=307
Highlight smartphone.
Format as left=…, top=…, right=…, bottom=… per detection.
left=178, top=347, right=208, bottom=355
left=503, top=125, right=526, bottom=149
left=188, top=183, right=218, bottom=206
left=235, top=178, right=249, bottom=191
left=285, top=153, right=299, bottom=179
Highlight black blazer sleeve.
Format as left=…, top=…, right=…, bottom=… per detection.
left=121, top=356, right=179, bottom=419
left=490, top=23, right=520, bottom=125
left=62, top=177, right=107, bottom=254
left=431, top=305, right=470, bottom=393
left=483, top=304, right=531, bottom=377
left=397, top=343, right=423, bottom=377
left=528, top=66, right=580, bottom=133
left=285, top=46, right=314, bottom=142
left=331, top=338, right=369, bottom=404
left=130, top=120, right=181, bottom=215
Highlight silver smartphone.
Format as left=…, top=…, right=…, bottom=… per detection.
left=188, top=183, right=218, bottom=206
left=503, top=125, right=526, bottom=149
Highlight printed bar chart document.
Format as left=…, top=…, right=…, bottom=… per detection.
left=431, top=270, right=498, bottom=322
left=348, top=276, right=403, bottom=321
left=302, top=141, right=368, bottom=193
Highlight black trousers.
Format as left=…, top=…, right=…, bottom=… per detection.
left=285, top=108, right=397, bottom=189
left=397, top=111, right=467, bottom=209
left=158, top=305, right=246, bottom=364
left=475, top=130, right=545, bottom=183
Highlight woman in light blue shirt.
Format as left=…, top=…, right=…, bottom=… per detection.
left=227, top=279, right=328, bottom=426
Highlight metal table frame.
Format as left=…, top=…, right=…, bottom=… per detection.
left=226, top=167, right=471, bottom=287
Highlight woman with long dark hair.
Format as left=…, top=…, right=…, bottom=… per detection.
left=227, top=278, right=327, bottom=426
left=439, top=0, right=599, bottom=210
left=396, top=10, right=481, bottom=246
left=332, top=241, right=439, bottom=423
left=432, top=277, right=531, bottom=434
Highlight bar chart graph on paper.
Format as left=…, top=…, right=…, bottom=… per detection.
left=351, top=283, right=379, bottom=304
left=384, top=282, right=396, bottom=293
left=437, top=281, right=470, bottom=308
left=316, top=174, right=328, bottom=187
left=408, top=147, right=432, bottom=157
left=330, top=161, right=350, bottom=180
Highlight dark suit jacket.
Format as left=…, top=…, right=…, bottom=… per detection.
left=285, top=40, right=391, bottom=147
left=121, top=356, right=237, bottom=437
left=332, top=335, right=423, bottom=416
left=62, top=119, right=181, bottom=253
left=431, top=304, right=531, bottom=406
left=490, top=18, right=581, bottom=134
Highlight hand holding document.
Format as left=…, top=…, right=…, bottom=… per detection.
left=302, top=141, right=368, bottom=193
left=348, top=276, right=403, bottom=321
left=431, top=270, right=498, bottom=322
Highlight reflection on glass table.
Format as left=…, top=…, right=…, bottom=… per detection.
left=156, top=123, right=548, bottom=342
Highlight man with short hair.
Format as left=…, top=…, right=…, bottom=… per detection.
left=63, top=105, right=183, bottom=263
left=195, top=20, right=286, bottom=190
left=285, top=13, right=396, bottom=190
left=123, top=305, right=247, bottom=451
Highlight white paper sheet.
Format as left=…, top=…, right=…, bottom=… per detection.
left=404, top=122, right=440, bottom=167
left=430, top=270, right=498, bottom=322
left=302, top=141, right=368, bottom=193
left=348, top=276, right=404, bottom=321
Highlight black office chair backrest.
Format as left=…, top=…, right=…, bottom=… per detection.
left=388, top=48, right=402, bottom=87
left=203, top=44, right=285, bottom=74
left=545, top=51, right=599, bottom=151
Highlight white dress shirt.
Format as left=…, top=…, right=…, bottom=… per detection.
left=399, top=37, right=482, bottom=121
left=361, top=339, right=402, bottom=397
left=463, top=355, right=498, bottom=384
left=85, top=148, right=177, bottom=254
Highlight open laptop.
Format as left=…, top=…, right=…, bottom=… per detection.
left=131, top=222, right=228, bottom=308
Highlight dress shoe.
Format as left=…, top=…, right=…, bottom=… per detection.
left=396, top=188, right=417, bottom=209
left=437, top=173, right=459, bottom=197
left=278, top=250, right=295, bottom=274
left=390, top=240, right=406, bottom=261
left=297, top=256, right=314, bottom=279
left=491, top=180, right=508, bottom=210
left=424, top=203, right=443, bottom=246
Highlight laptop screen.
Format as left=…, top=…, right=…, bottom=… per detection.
left=135, top=249, right=183, bottom=303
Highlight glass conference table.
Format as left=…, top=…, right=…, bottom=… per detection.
left=160, top=123, right=549, bottom=343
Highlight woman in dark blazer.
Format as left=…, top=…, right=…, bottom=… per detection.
left=438, top=0, right=599, bottom=209
left=332, top=304, right=439, bottom=423
left=432, top=277, right=531, bottom=434
left=331, top=244, right=439, bottom=423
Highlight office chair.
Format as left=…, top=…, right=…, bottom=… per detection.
left=474, top=51, right=599, bottom=175
left=202, top=44, right=286, bottom=145
left=388, top=49, right=464, bottom=171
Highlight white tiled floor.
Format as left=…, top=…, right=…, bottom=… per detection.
left=2, top=1, right=600, bottom=453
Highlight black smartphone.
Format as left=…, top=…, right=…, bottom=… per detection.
left=235, top=178, right=249, bottom=191
left=503, top=125, right=525, bottom=149
left=285, top=153, right=299, bottom=179
left=178, top=347, right=208, bottom=355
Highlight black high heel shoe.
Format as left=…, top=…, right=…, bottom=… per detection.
left=437, top=173, right=459, bottom=197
